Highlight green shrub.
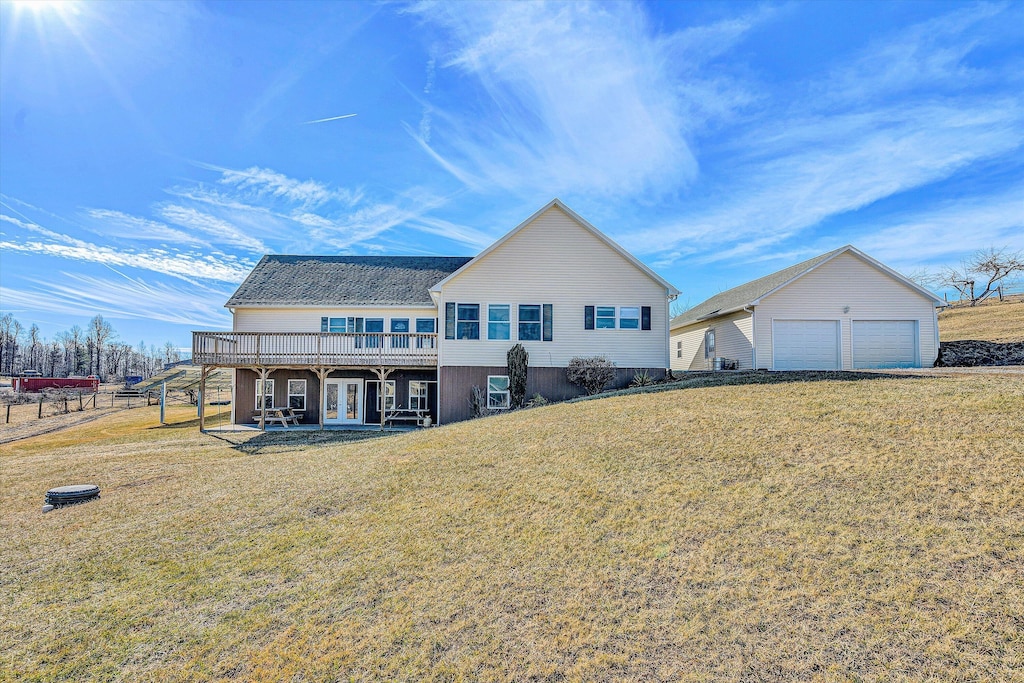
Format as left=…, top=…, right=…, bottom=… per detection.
left=507, top=343, right=529, bottom=409
left=629, top=369, right=654, bottom=387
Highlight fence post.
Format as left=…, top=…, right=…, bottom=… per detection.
left=79, top=392, right=83, bottom=411
left=5, top=404, right=10, bottom=424
left=38, top=395, right=43, bottom=419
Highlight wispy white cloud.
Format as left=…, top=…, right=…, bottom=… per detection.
left=0, top=226, right=252, bottom=283
left=84, top=208, right=209, bottom=246
left=636, top=101, right=1024, bottom=260
left=157, top=204, right=267, bottom=254
left=404, top=215, right=495, bottom=250
left=633, top=1, right=1024, bottom=269
left=0, top=274, right=232, bottom=328
left=820, top=3, right=1018, bottom=104
left=856, top=185, right=1024, bottom=268
left=216, top=165, right=362, bottom=208
left=404, top=1, right=764, bottom=197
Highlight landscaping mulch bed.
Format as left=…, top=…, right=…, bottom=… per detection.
left=935, top=340, right=1024, bottom=367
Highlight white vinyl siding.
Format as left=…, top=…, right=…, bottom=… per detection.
left=437, top=206, right=670, bottom=368
left=755, top=252, right=938, bottom=370
left=670, top=310, right=754, bottom=371
left=773, top=320, right=840, bottom=370
left=852, top=320, right=918, bottom=368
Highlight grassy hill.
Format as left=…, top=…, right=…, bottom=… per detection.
left=2, top=374, right=1022, bottom=681
left=938, top=296, right=1024, bottom=343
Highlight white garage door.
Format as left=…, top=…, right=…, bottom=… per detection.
left=773, top=320, right=840, bottom=370
left=853, top=320, right=918, bottom=369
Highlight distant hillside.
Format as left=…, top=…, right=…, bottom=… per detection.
left=938, top=296, right=1024, bottom=343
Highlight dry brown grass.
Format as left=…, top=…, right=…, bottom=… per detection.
left=939, top=296, right=1024, bottom=343
left=2, top=374, right=1022, bottom=681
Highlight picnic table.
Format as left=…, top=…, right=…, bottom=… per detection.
left=254, top=407, right=301, bottom=428
left=385, top=407, right=431, bottom=427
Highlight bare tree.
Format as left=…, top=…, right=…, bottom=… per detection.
left=0, top=313, right=14, bottom=376
left=7, top=319, right=23, bottom=375
left=669, top=297, right=692, bottom=319
left=28, top=324, right=42, bottom=371
left=88, top=315, right=115, bottom=379
left=105, top=343, right=129, bottom=379
left=67, top=325, right=85, bottom=375
left=47, top=340, right=61, bottom=376
left=163, top=341, right=180, bottom=366
left=939, top=247, right=1024, bottom=306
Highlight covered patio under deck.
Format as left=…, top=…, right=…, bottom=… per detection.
left=192, top=331, right=438, bottom=432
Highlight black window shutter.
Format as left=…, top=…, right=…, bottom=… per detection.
left=543, top=304, right=553, bottom=341
left=641, top=306, right=652, bottom=331
left=445, top=302, right=456, bottom=339
left=321, top=317, right=328, bottom=332
left=584, top=306, right=595, bottom=330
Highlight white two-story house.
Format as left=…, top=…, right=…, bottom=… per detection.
left=192, top=199, right=680, bottom=429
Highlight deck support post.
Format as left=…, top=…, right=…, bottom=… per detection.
left=373, top=366, right=395, bottom=431
left=316, top=367, right=329, bottom=431
left=258, top=366, right=270, bottom=431
left=198, top=366, right=209, bottom=432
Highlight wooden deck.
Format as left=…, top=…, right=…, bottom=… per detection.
left=192, top=331, right=438, bottom=368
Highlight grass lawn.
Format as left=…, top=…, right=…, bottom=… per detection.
left=938, top=297, right=1024, bottom=343
left=2, top=374, right=1022, bottom=681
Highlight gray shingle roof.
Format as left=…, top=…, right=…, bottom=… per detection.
left=225, top=256, right=474, bottom=307
left=671, top=246, right=848, bottom=328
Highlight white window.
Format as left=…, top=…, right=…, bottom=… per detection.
left=457, top=304, right=480, bottom=339
left=365, top=318, right=384, bottom=348
left=255, top=378, right=274, bottom=410
left=409, top=381, right=429, bottom=410
left=416, top=318, right=436, bottom=348
left=375, top=380, right=396, bottom=411
left=596, top=306, right=616, bottom=329
left=391, top=318, right=410, bottom=349
left=488, top=304, right=510, bottom=340
left=676, top=340, right=683, bottom=358
left=287, top=379, right=306, bottom=411
left=321, top=317, right=347, bottom=333
left=619, top=307, right=640, bottom=329
left=487, top=375, right=510, bottom=409
left=518, top=304, right=542, bottom=341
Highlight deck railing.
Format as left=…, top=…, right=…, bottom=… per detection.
left=192, top=331, right=438, bottom=367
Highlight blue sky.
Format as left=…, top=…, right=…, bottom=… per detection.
left=1, top=0, right=1022, bottom=348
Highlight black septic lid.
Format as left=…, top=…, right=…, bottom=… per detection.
left=45, top=484, right=100, bottom=506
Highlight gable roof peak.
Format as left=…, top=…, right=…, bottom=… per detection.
left=670, top=245, right=941, bottom=328
left=430, top=199, right=679, bottom=296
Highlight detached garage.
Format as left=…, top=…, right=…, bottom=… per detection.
left=670, top=246, right=943, bottom=372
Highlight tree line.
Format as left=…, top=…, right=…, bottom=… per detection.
left=0, top=313, right=181, bottom=381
